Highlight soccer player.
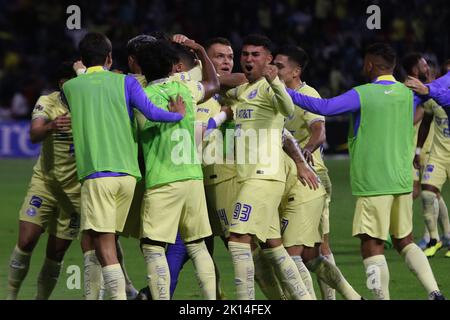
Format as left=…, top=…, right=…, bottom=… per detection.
left=226, top=34, right=312, bottom=300
left=402, top=53, right=450, bottom=257
left=280, top=131, right=362, bottom=300
left=287, top=43, right=445, bottom=300
left=6, top=62, right=79, bottom=300
left=63, top=32, right=185, bottom=300
left=136, top=38, right=220, bottom=300
left=274, top=44, right=338, bottom=300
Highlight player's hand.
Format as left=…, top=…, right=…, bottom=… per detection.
left=263, top=64, right=278, bottom=83
left=297, top=161, right=319, bottom=190
left=302, top=147, right=314, bottom=166
left=73, top=60, right=86, bottom=75
left=172, top=34, right=190, bottom=43
left=181, top=39, right=203, bottom=52
left=405, top=76, right=429, bottom=95
left=169, top=95, right=186, bottom=118
left=52, top=113, right=71, bottom=132
left=220, top=106, right=234, bottom=121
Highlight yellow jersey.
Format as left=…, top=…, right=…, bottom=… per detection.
left=227, top=77, right=294, bottom=182
left=284, top=83, right=327, bottom=174
left=31, top=91, right=78, bottom=191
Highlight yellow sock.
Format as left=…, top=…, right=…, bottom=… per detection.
left=142, top=244, right=170, bottom=300
left=253, top=247, right=286, bottom=300
left=263, top=246, right=311, bottom=300
left=422, top=190, right=440, bottom=240
left=363, top=255, right=390, bottom=300
left=291, top=256, right=316, bottom=299
left=102, top=264, right=126, bottom=300
left=318, top=254, right=336, bottom=300
left=228, top=241, right=255, bottom=300
left=83, top=250, right=102, bottom=300
left=7, top=245, right=31, bottom=300
left=185, top=241, right=216, bottom=300
left=36, top=258, right=62, bottom=300
left=308, top=256, right=360, bottom=300
left=401, top=243, right=439, bottom=294
left=213, top=259, right=225, bottom=299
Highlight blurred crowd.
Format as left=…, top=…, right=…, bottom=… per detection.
left=0, top=0, right=448, bottom=123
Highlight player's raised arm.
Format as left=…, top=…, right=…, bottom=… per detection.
left=406, top=75, right=450, bottom=107
left=126, top=75, right=185, bottom=121
left=287, top=88, right=361, bottom=116
left=174, top=37, right=220, bottom=103
left=263, top=64, right=294, bottom=117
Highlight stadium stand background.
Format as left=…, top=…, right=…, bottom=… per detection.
left=0, top=0, right=448, bottom=154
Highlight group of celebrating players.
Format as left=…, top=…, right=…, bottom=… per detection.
left=5, top=30, right=450, bottom=300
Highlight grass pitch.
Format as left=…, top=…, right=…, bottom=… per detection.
left=0, top=158, right=449, bottom=300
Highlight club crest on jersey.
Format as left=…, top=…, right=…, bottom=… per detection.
left=26, top=207, right=37, bottom=217
left=29, top=195, right=43, bottom=208
left=247, top=89, right=258, bottom=99
left=426, top=165, right=434, bottom=173
left=34, top=105, right=44, bottom=112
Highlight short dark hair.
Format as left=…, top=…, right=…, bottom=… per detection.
left=277, top=45, right=309, bottom=70
left=204, top=37, right=232, bottom=51
left=365, top=43, right=397, bottom=69
left=401, top=52, right=423, bottom=75
left=149, top=31, right=170, bottom=41
left=137, top=40, right=179, bottom=82
left=79, top=32, right=112, bottom=67
left=242, top=34, right=274, bottom=53
left=53, top=61, right=77, bottom=86
left=127, top=35, right=157, bottom=56
left=171, top=42, right=197, bottom=70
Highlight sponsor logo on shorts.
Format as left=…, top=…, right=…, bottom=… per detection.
left=426, top=165, right=434, bottom=173
left=29, top=195, right=43, bottom=208
left=247, top=89, right=257, bottom=99
left=26, top=207, right=37, bottom=217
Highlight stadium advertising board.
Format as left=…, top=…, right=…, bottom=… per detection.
left=0, top=121, right=40, bottom=158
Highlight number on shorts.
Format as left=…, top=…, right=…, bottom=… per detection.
left=233, top=203, right=241, bottom=220
left=280, top=218, right=289, bottom=235
left=217, top=208, right=229, bottom=226
left=233, top=202, right=252, bottom=222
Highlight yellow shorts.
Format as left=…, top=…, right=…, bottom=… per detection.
left=81, top=175, right=136, bottom=233
left=120, top=178, right=145, bottom=239
left=318, top=171, right=332, bottom=235
left=140, top=179, right=212, bottom=244
left=280, top=195, right=326, bottom=248
left=352, top=193, right=413, bottom=240
left=204, top=177, right=238, bottom=238
left=19, top=175, right=80, bottom=240
left=229, top=179, right=285, bottom=243
left=421, top=156, right=450, bottom=191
